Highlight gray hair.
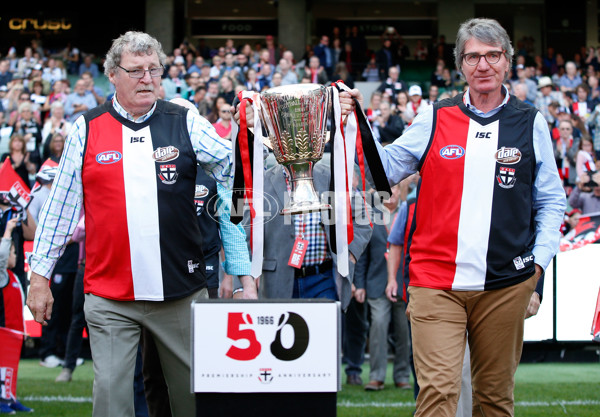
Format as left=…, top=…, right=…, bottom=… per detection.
left=454, top=18, right=514, bottom=74
left=103, top=31, right=167, bottom=77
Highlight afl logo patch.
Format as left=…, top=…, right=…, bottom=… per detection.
left=153, top=146, right=180, bottom=162
left=96, top=151, right=122, bottom=164
left=195, top=185, right=209, bottom=198
left=440, top=145, right=465, bottom=159
left=495, top=147, right=521, bottom=164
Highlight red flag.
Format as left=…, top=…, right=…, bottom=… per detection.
left=592, top=287, right=600, bottom=343
left=0, top=157, right=31, bottom=212
left=0, top=327, right=23, bottom=401
left=560, top=213, right=600, bottom=251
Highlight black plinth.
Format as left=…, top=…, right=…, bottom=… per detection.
left=196, top=392, right=337, bottom=417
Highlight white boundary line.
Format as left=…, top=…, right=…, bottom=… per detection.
left=22, top=396, right=600, bottom=408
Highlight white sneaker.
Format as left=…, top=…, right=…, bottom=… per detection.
left=76, top=358, right=84, bottom=367
left=55, top=368, right=72, bottom=383
left=39, top=355, right=64, bottom=368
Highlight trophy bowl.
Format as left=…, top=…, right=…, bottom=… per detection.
left=259, top=83, right=332, bottom=215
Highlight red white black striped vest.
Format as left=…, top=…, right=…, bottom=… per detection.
left=82, top=100, right=206, bottom=301
left=409, top=94, right=537, bottom=291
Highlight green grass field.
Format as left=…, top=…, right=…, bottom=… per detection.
left=15, top=360, right=600, bottom=416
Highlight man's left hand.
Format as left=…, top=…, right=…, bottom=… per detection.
left=526, top=292, right=541, bottom=318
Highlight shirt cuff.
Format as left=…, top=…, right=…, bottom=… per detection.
left=27, top=253, right=56, bottom=279
left=221, top=260, right=251, bottom=277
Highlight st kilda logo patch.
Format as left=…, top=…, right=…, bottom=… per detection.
left=497, top=166, right=516, bottom=189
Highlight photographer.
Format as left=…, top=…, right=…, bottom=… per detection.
left=568, top=171, right=600, bottom=215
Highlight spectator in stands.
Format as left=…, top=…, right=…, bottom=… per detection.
left=376, top=66, right=406, bottom=104
left=430, top=59, right=447, bottom=88
left=78, top=54, right=100, bottom=78
left=187, top=56, right=205, bottom=75
left=571, top=83, right=593, bottom=122
left=568, top=171, right=600, bottom=215
left=560, top=61, right=583, bottom=99
left=1, top=133, right=35, bottom=187
left=512, top=64, right=537, bottom=102
left=162, top=64, right=187, bottom=101
left=12, top=101, right=43, bottom=171
left=64, top=79, right=97, bottom=123
left=277, top=58, right=298, bottom=86
left=191, top=85, right=210, bottom=117
left=587, top=103, right=600, bottom=159
left=395, top=90, right=410, bottom=123
left=376, top=39, right=397, bottom=81
left=535, top=76, right=565, bottom=127
left=298, top=56, right=328, bottom=85
left=575, top=136, right=596, bottom=180
left=0, top=59, right=13, bottom=88
left=332, top=61, right=354, bottom=89
left=251, top=49, right=275, bottom=77
left=218, top=75, right=236, bottom=105
left=16, top=46, right=37, bottom=79
left=313, top=35, right=334, bottom=79
left=264, top=35, right=280, bottom=66
left=403, top=85, right=429, bottom=125
left=257, top=63, right=273, bottom=91
left=338, top=41, right=358, bottom=79
left=366, top=91, right=382, bottom=125
left=243, top=68, right=261, bottom=92
left=361, top=55, right=380, bottom=82
left=513, top=82, right=534, bottom=106
left=42, top=79, right=69, bottom=116
left=212, top=103, right=232, bottom=140
left=426, top=85, right=440, bottom=104
left=554, top=119, right=579, bottom=187
left=372, top=101, right=404, bottom=145
left=80, top=71, right=106, bottom=105
left=414, top=40, right=428, bottom=61
left=41, top=101, right=71, bottom=161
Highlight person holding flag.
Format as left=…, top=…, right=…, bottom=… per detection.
left=0, top=217, right=33, bottom=413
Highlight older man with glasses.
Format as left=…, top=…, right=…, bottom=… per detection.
left=340, top=18, right=565, bottom=416
left=26, top=31, right=248, bottom=417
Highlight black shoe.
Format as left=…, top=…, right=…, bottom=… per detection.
left=346, top=374, right=363, bottom=386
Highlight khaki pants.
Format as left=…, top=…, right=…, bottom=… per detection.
left=408, top=276, right=536, bottom=417
left=84, top=289, right=208, bottom=417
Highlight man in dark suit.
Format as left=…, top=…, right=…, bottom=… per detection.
left=355, top=184, right=411, bottom=391
left=249, top=160, right=372, bottom=310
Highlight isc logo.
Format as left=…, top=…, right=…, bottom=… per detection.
left=131, top=137, right=145, bottom=143
left=440, top=145, right=465, bottom=159
left=96, top=151, right=122, bottom=164
left=475, top=131, right=492, bottom=139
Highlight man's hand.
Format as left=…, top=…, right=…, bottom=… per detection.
left=239, top=275, right=258, bottom=300
left=385, top=279, right=398, bottom=303
left=339, top=88, right=364, bottom=117
left=233, top=100, right=255, bottom=127
left=525, top=292, right=541, bottom=319
left=354, top=288, right=366, bottom=303
left=219, top=273, right=234, bottom=299
left=26, top=272, right=53, bottom=326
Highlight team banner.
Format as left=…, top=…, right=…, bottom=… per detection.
left=192, top=301, right=340, bottom=393
left=559, top=212, right=600, bottom=252
left=0, top=158, right=31, bottom=215
left=0, top=327, right=23, bottom=401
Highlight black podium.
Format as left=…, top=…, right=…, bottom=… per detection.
left=192, top=299, right=340, bottom=417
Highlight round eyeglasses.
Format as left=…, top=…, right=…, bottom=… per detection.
left=461, top=50, right=505, bottom=66
left=117, top=65, right=164, bottom=78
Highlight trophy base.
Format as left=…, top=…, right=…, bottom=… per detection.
left=281, top=202, right=332, bottom=216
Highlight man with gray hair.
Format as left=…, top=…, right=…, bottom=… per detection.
left=26, top=31, right=249, bottom=416
left=340, top=18, right=565, bottom=416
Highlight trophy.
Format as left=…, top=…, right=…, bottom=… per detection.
left=258, top=84, right=332, bottom=215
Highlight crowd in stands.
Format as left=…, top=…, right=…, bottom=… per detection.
left=0, top=27, right=598, bottom=407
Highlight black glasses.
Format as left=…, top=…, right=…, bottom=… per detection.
left=461, top=50, right=505, bottom=66
left=117, top=65, right=164, bottom=79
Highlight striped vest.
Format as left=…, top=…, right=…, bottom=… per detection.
left=82, top=100, right=206, bottom=301
left=409, top=94, right=537, bottom=291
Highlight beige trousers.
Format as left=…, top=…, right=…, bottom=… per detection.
left=408, top=276, right=536, bottom=417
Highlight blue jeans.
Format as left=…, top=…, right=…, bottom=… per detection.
left=292, top=268, right=337, bottom=301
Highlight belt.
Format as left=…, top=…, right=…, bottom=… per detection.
left=294, top=259, right=333, bottom=278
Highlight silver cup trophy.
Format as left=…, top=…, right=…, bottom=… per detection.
left=259, top=84, right=332, bottom=215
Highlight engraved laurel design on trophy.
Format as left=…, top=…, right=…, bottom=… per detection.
left=259, top=84, right=331, bottom=215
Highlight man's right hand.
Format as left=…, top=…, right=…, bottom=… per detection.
left=26, top=272, right=53, bottom=326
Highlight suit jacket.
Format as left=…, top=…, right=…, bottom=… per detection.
left=248, top=161, right=372, bottom=309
